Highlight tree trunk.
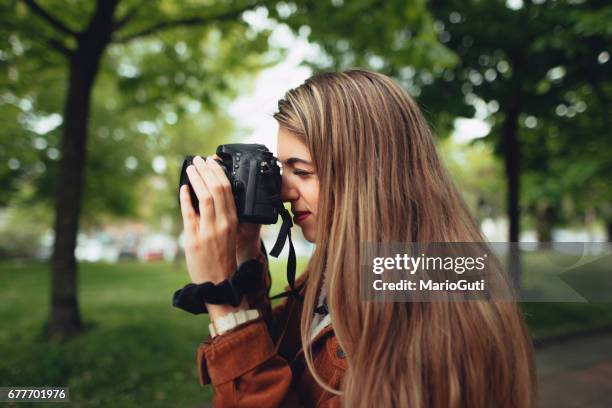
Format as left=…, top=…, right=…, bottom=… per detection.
left=502, top=108, right=522, bottom=291
left=48, top=51, right=101, bottom=339
left=48, top=0, right=119, bottom=339
left=535, top=200, right=556, bottom=242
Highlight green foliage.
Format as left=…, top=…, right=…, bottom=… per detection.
left=419, top=0, right=612, bottom=227
left=0, top=0, right=280, bottom=226
left=268, top=0, right=461, bottom=135
left=0, top=204, right=52, bottom=258
left=439, top=136, right=505, bottom=221
left=521, top=82, right=611, bottom=226
left=271, top=0, right=456, bottom=72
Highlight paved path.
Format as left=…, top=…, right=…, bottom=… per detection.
left=536, top=331, right=612, bottom=407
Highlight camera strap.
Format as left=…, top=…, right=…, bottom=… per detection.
left=268, top=206, right=304, bottom=301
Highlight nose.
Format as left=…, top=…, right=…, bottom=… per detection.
left=280, top=173, right=299, bottom=203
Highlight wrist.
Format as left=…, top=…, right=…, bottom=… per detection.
left=236, top=242, right=261, bottom=265
left=173, top=258, right=262, bottom=316
left=206, top=259, right=238, bottom=284
left=207, top=297, right=249, bottom=321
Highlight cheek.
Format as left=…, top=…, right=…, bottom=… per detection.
left=303, top=181, right=320, bottom=214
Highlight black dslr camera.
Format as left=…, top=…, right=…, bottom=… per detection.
left=174, top=144, right=302, bottom=314
left=179, top=144, right=282, bottom=224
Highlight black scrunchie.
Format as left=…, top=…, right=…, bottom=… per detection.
left=172, top=258, right=264, bottom=314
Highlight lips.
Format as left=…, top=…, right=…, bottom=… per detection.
left=292, top=210, right=311, bottom=223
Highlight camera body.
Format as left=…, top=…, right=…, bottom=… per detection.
left=179, top=144, right=282, bottom=224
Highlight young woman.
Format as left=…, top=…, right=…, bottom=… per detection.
left=179, top=69, right=537, bottom=407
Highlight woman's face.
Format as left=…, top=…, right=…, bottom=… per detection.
left=277, top=127, right=319, bottom=243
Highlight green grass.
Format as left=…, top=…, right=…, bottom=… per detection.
left=0, top=260, right=211, bottom=408
left=0, top=258, right=308, bottom=408
left=0, top=254, right=610, bottom=406
left=522, top=302, right=612, bottom=339
left=517, top=250, right=612, bottom=339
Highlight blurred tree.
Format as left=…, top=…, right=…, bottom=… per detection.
left=0, top=0, right=276, bottom=338
left=419, top=0, right=610, bottom=243
left=1, top=0, right=442, bottom=339
left=413, top=0, right=611, bottom=283
left=523, top=81, right=611, bottom=241
left=269, top=0, right=464, bottom=135
left=269, top=0, right=610, bottom=284
left=137, top=107, right=239, bottom=239
left=439, top=136, right=505, bottom=225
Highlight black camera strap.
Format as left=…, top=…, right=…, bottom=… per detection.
left=268, top=205, right=304, bottom=301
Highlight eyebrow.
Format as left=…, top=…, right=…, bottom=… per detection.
left=284, top=157, right=313, bottom=166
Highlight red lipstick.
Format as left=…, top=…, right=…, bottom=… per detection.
left=292, top=211, right=311, bottom=223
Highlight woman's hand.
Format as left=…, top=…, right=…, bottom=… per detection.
left=179, top=155, right=238, bottom=284
left=236, top=223, right=262, bottom=265
left=205, top=154, right=262, bottom=265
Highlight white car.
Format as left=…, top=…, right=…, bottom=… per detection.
left=137, top=233, right=178, bottom=262
left=75, top=233, right=119, bottom=263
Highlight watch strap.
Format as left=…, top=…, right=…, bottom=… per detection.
left=209, top=309, right=260, bottom=338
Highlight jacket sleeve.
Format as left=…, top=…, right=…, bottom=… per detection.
left=195, top=242, right=304, bottom=407
left=196, top=318, right=343, bottom=408
left=197, top=317, right=295, bottom=407
left=245, top=241, right=301, bottom=342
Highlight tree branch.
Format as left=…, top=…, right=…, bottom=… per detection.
left=46, top=37, right=72, bottom=55
left=2, top=18, right=73, bottom=56
left=21, top=0, right=79, bottom=38
left=112, top=5, right=139, bottom=32
left=55, top=40, right=75, bottom=55
left=112, top=1, right=266, bottom=44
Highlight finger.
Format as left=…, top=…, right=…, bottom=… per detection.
left=193, top=156, right=229, bottom=223
left=186, top=165, right=215, bottom=229
left=179, top=184, right=198, bottom=236
left=206, top=156, right=237, bottom=219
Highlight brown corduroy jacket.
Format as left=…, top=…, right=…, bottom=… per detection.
left=196, top=251, right=347, bottom=407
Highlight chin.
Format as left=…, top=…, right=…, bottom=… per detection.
left=302, top=227, right=316, bottom=243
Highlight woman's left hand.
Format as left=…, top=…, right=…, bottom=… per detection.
left=179, top=155, right=238, bottom=284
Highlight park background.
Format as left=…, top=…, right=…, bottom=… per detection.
left=1, top=0, right=610, bottom=407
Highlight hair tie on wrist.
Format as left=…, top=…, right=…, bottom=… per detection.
left=172, top=258, right=263, bottom=314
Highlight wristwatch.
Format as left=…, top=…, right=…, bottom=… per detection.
left=209, top=309, right=260, bottom=338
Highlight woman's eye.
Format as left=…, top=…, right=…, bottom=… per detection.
left=293, top=169, right=312, bottom=177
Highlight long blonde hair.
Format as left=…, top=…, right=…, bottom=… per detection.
left=274, top=69, right=536, bottom=408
